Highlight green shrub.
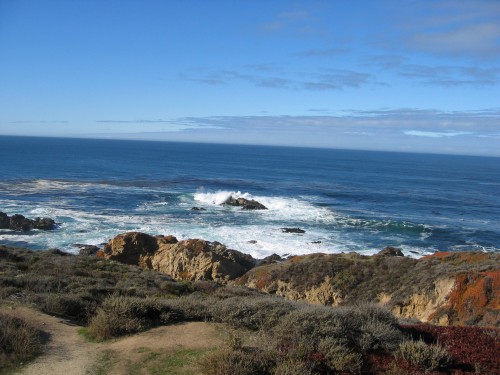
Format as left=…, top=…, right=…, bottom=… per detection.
left=164, top=293, right=213, bottom=321
left=273, top=359, right=314, bottom=375
left=87, top=295, right=182, bottom=340
left=396, top=340, right=449, bottom=371
left=198, top=348, right=275, bottom=375
left=0, top=313, right=41, bottom=370
left=34, top=293, right=92, bottom=323
left=318, top=338, right=363, bottom=373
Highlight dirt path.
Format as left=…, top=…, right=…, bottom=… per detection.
left=3, top=306, right=223, bottom=375
left=4, top=306, right=101, bottom=375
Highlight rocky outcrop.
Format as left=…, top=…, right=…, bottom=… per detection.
left=236, top=250, right=500, bottom=327
left=100, top=232, right=256, bottom=282
left=223, top=196, right=267, bottom=210
left=281, top=227, right=306, bottom=234
left=375, top=246, right=404, bottom=257
left=0, top=211, right=56, bottom=231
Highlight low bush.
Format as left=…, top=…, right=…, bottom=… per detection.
left=198, top=347, right=275, bottom=375
left=0, top=313, right=42, bottom=370
left=87, top=295, right=182, bottom=340
left=396, top=339, right=449, bottom=371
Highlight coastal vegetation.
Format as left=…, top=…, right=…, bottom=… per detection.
left=1, top=241, right=499, bottom=373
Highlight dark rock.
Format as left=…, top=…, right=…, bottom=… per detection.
left=223, top=196, right=267, bottom=210
left=311, top=241, right=322, bottom=244
left=248, top=240, right=257, bottom=244
left=191, top=207, right=206, bottom=211
left=376, top=246, right=404, bottom=257
left=281, top=227, right=306, bottom=234
left=260, top=253, right=283, bottom=264
left=0, top=212, right=56, bottom=231
left=32, top=217, right=56, bottom=230
left=74, top=244, right=100, bottom=256
left=0, top=212, right=9, bottom=229
left=157, top=235, right=179, bottom=244
left=47, top=248, right=71, bottom=256
left=9, top=214, right=32, bottom=231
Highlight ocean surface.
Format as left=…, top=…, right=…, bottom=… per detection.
left=0, top=136, right=499, bottom=258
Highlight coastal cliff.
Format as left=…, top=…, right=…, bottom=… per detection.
left=238, top=251, right=499, bottom=327
left=98, top=232, right=499, bottom=327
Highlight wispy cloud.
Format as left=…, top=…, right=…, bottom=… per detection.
left=259, top=9, right=318, bottom=35
left=182, top=67, right=373, bottom=91
left=401, top=0, right=500, bottom=59
left=296, top=48, right=349, bottom=58
left=89, top=108, right=499, bottom=156
left=9, top=120, right=69, bottom=124
left=366, top=55, right=500, bottom=87
left=403, top=130, right=473, bottom=138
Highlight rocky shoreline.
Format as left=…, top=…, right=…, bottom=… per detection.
left=1, top=236, right=499, bottom=374
left=0, top=215, right=498, bottom=328
left=95, top=231, right=499, bottom=327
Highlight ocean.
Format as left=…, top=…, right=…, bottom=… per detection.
left=0, top=136, right=499, bottom=258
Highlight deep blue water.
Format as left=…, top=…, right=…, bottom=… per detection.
left=0, top=136, right=499, bottom=257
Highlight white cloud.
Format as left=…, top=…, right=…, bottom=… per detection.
left=403, top=130, right=473, bottom=138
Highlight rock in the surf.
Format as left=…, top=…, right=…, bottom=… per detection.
left=100, top=232, right=256, bottom=282
left=0, top=211, right=56, bottom=231
left=222, top=196, right=267, bottom=210
left=0, top=212, right=9, bottom=229
left=281, top=227, right=306, bottom=233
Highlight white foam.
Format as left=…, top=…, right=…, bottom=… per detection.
left=194, top=190, right=254, bottom=205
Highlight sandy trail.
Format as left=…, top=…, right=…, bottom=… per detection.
left=4, top=306, right=101, bottom=375
left=3, top=306, right=223, bottom=375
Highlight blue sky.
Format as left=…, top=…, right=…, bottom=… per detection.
left=0, top=0, right=499, bottom=156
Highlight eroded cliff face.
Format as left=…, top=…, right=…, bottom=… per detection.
left=100, top=232, right=255, bottom=282
left=390, top=277, right=455, bottom=324
left=99, top=233, right=499, bottom=326
left=237, top=251, right=499, bottom=327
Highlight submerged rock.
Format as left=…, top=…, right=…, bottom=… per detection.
left=190, top=207, right=206, bottom=211
left=101, top=232, right=256, bottom=282
left=223, top=196, right=267, bottom=210
left=281, top=227, right=306, bottom=234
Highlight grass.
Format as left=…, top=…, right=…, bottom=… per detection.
left=86, top=350, right=116, bottom=375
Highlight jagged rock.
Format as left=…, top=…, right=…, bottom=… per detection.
left=0, top=211, right=56, bottom=231
left=281, top=227, right=306, bottom=234
left=223, top=196, right=267, bottom=210
left=102, top=232, right=160, bottom=266
left=9, top=214, right=32, bottom=231
left=260, top=253, right=283, bottom=264
left=376, top=246, right=404, bottom=257
left=0, top=212, right=9, bottom=228
left=101, top=232, right=256, bottom=282
left=32, top=217, right=56, bottom=230
left=74, top=244, right=100, bottom=256
left=190, top=207, right=206, bottom=211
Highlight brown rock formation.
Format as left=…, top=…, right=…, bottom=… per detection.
left=236, top=250, right=500, bottom=327
left=101, top=232, right=255, bottom=282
